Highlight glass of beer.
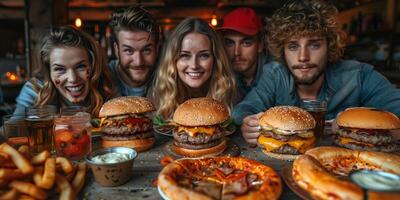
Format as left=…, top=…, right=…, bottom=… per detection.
left=2, top=114, right=29, bottom=147
left=301, top=99, right=327, bottom=138
left=26, top=105, right=57, bottom=154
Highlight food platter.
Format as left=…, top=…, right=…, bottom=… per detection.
left=158, top=186, right=170, bottom=200
left=163, top=138, right=241, bottom=158
left=282, top=165, right=313, bottom=200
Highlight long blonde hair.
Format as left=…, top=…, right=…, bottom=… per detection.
left=34, top=26, right=115, bottom=116
left=151, top=17, right=236, bottom=119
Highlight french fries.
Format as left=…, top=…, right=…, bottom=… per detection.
left=0, top=144, right=87, bottom=199
left=0, top=143, right=33, bottom=174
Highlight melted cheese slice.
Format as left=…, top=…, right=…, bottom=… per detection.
left=258, top=135, right=316, bottom=154
left=339, top=137, right=374, bottom=147
left=178, top=126, right=216, bottom=137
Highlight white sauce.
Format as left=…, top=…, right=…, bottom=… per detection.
left=92, top=152, right=131, bottom=164
left=352, top=172, right=400, bottom=191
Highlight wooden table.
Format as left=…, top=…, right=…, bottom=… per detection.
left=82, top=132, right=314, bottom=200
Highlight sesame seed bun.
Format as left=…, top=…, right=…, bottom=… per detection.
left=336, top=107, right=400, bottom=130
left=259, top=106, right=316, bottom=131
left=99, top=96, right=155, bottom=117
left=173, top=97, right=229, bottom=126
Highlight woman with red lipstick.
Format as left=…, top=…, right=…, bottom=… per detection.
left=149, top=17, right=236, bottom=119
left=14, top=26, right=115, bottom=116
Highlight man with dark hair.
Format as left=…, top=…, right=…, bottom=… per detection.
left=109, top=5, right=160, bottom=96
left=218, top=7, right=268, bottom=101
left=234, top=0, right=400, bottom=144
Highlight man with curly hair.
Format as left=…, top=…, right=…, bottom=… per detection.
left=233, top=0, right=400, bottom=144
left=109, top=5, right=160, bottom=96
left=218, top=8, right=269, bottom=101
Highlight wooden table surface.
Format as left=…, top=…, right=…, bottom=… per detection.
left=81, top=132, right=326, bottom=200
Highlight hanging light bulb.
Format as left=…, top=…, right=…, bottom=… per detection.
left=75, top=17, right=82, bottom=28
left=211, top=14, right=218, bottom=27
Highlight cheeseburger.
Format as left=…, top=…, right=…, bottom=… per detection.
left=172, top=97, right=229, bottom=157
left=335, top=107, right=400, bottom=152
left=99, top=96, right=155, bottom=152
left=258, top=106, right=316, bottom=160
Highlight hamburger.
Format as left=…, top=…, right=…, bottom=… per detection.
left=335, top=107, right=400, bottom=152
left=172, top=97, right=229, bottom=157
left=257, top=106, right=316, bottom=161
left=99, top=96, right=155, bottom=152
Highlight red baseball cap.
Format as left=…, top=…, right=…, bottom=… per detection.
left=218, top=7, right=262, bottom=36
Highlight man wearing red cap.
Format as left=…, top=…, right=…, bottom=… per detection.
left=218, top=7, right=269, bottom=102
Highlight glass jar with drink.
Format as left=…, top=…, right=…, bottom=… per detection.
left=26, top=105, right=57, bottom=154
left=301, top=99, right=327, bottom=138
left=54, top=109, right=91, bottom=160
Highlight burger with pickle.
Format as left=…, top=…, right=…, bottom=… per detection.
left=335, top=107, right=400, bottom=152
left=99, top=96, right=155, bottom=152
left=258, top=106, right=316, bottom=160
left=172, top=97, right=229, bottom=157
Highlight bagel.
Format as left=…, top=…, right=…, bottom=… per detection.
left=293, top=146, right=400, bottom=200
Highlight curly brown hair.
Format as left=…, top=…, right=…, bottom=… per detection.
left=267, top=0, right=346, bottom=63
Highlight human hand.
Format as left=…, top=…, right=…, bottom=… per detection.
left=241, top=112, right=263, bottom=145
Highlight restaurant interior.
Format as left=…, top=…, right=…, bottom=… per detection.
left=0, top=0, right=400, bottom=116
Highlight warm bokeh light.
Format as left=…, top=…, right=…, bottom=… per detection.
left=5, top=71, right=19, bottom=81
left=9, top=74, right=17, bottom=81
left=75, top=17, right=82, bottom=28
left=211, top=14, right=218, bottom=26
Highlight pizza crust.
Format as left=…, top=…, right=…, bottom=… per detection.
left=293, top=146, right=400, bottom=200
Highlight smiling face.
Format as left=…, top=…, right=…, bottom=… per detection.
left=222, top=31, right=262, bottom=76
left=284, top=36, right=328, bottom=85
left=176, top=32, right=214, bottom=89
left=49, top=46, right=90, bottom=104
left=114, top=29, right=158, bottom=87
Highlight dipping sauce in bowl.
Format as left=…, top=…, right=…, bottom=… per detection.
left=86, top=147, right=137, bottom=187
left=350, top=170, right=400, bottom=192
left=92, top=152, right=131, bottom=164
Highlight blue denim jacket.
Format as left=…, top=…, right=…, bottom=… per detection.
left=233, top=60, right=400, bottom=124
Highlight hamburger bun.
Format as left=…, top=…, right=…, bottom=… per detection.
left=172, top=139, right=227, bottom=157
left=261, top=149, right=299, bottom=161
left=101, top=137, right=155, bottom=152
left=336, top=107, right=400, bottom=130
left=259, top=106, right=316, bottom=131
left=99, top=96, right=155, bottom=117
left=173, top=97, right=229, bottom=126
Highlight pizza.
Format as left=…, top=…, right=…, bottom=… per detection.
left=158, top=156, right=282, bottom=200
left=292, top=146, right=400, bottom=200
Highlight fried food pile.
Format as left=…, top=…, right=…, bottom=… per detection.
left=0, top=143, right=87, bottom=200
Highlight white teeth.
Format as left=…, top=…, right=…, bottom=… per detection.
left=66, top=85, right=83, bottom=92
left=187, top=72, right=202, bottom=77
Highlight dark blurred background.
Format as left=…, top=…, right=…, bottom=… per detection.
left=1, top=0, right=400, bottom=117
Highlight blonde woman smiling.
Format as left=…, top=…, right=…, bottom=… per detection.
left=150, top=17, right=236, bottom=119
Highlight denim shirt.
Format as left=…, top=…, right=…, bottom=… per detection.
left=109, top=60, right=149, bottom=97
left=235, top=53, right=269, bottom=100
left=232, top=60, right=400, bottom=124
